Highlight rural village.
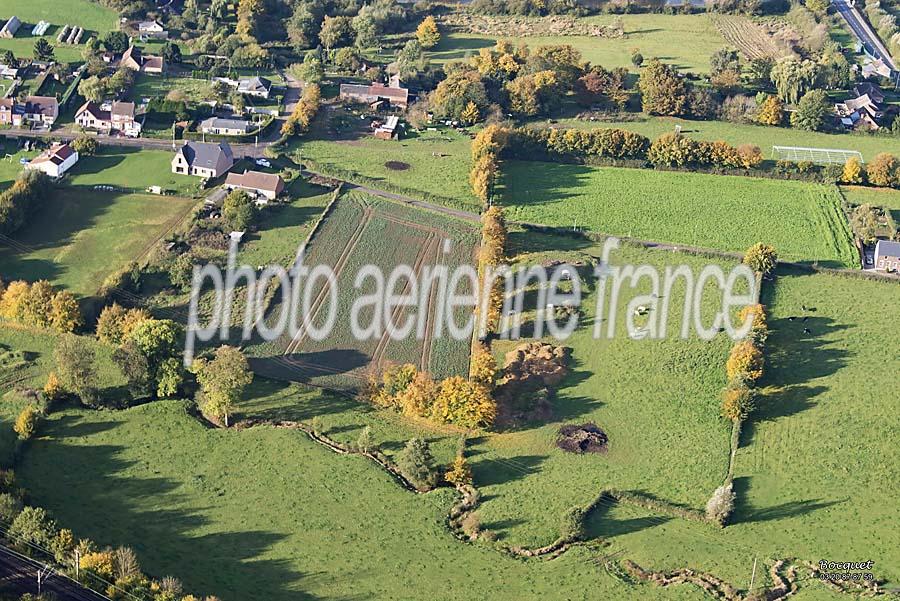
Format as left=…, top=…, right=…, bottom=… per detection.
left=0, top=0, right=897, bottom=599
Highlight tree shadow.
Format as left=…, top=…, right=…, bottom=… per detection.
left=19, top=413, right=327, bottom=601
left=584, top=500, right=672, bottom=540
left=730, top=476, right=846, bottom=525
left=236, top=375, right=362, bottom=423
left=248, top=349, right=370, bottom=384
left=472, top=454, right=547, bottom=486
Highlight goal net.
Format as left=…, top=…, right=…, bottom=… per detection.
left=772, top=146, right=864, bottom=164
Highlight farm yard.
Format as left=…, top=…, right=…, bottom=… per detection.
left=247, top=191, right=478, bottom=389
left=0, top=187, right=196, bottom=296
left=432, top=13, right=728, bottom=73
left=499, top=160, right=858, bottom=268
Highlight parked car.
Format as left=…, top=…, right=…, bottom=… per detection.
left=255, top=158, right=271, bottom=168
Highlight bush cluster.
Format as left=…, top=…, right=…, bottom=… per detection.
left=509, top=126, right=649, bottom=160
left=0, top=171, right=54, bottom=236
left=470, top=125, right=508, bottom=206
left=721, top=303, right=768, bottom=421
left=369, top=363, right=497, bottom=429
left=0, top=279, right=82, bottom=333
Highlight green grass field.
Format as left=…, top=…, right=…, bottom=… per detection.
left=0, top=0, right=118, bottom=64
left=557, top=115, right=900, bottom=162
left=0, top=187, right=196, bottom=296
left=131, top=74, right=214, bottom=104
left=68, top=148, right=200, bottom=196
left=431, top=14, right=726, bottom=73
left=294, top=128, right=479, bottom=210
left=500, top=160, right=858, bottom=268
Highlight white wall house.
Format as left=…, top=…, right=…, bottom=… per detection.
left=25, top=143, right=79, bottom=178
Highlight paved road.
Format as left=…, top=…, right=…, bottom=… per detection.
left=0, top=545, right=109, bottom=600
left=2, top=127, right=269, bottom=158
left=833, top=0, right=897, bottom=70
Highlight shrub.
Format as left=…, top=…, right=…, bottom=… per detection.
left=743, top=243, right=777, bottom=276
left=72, top=136, right=99, bottom=156
left=726, top=340, right=764, bottom=383
left=738, top=303, right=768, bottom=344
left=396, top=438, right=438, bottom=490
left=13, top=405, right=40, bottom=440
left=9, top=506, right=57, bottom=553
left=842, top=156, right=865, bottom=184
left=559, top=506, right=586, bottom=542
left=705, top=483, right=736, bottom=526
left=866, top=153, right=899, bottom=187
left=444, top=455, right=474, bottom=487
left=432, top=376, right=497, bottom=428
left=721, top=382, right=755, bottom=420
left=469, top=343, right=498, bottom=389
left=356, top=426, right=374, bottom=453
left=0, top=492, right=22, bottom=524
left=80, top=550, right=115, bottom=578
left=396, top=371, right=439, bottom=418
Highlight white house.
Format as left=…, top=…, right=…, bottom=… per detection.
left=75, top=101, right=142, bottom=137
left=237, top=76, right=272, bottom=99
left=172, top=141, right=234, bottom=178
left=138, top=20, right=168, bottom=39
left=874, top=240, right=900, bottom=272
left=199, top=117, right=251, bottom=136
left=25, top=143, right=79, bottom=178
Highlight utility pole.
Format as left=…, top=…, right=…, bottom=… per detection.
left=748, top=557, right=758, bottom=592
left=74, top=548, right=80, bottom=579
left=37, top=564, right=53, bottom=594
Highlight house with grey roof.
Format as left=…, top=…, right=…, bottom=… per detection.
left=200, top=117, right=251, bottom=136
left=237, top=76, right=272, bottom=99
left=171, top=141, right=234, bottom=178
left=874, top=240, right=900, bottom=273
left=0, top=16, right=21, bottom=39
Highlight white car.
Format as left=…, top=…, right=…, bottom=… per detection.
left=255, top=158, right=272, bottom=168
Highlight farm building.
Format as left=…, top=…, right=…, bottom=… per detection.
left=0, top=96, right=59, bottom=127
left=374, top=115, right=400, bottom=140
left=120, top=46, right=165, bottom=74
left=238, top=76, right=272, bottom=99
left=835, top=87, right=884, bottom=131
left=339, top=82, right=409, bottom=109
left=138, top=20, right=168, bottom=39
left=199, top=117, right=251, bottom=136
left=0, top=63, right=19, bottom=79
left=25, top=142, right=79, bottom=178
left=172, top=141, right=234, bottom=178
left=75, top=101, right=142, bottom=137
left=0, top=16, right=21, bottom=39
left=874, top=240, right=900, bottom=272
left=223, top=170, right=285, bottom=202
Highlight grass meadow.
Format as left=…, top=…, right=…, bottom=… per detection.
left=294, top=128, right=479, bottom=210
left=0, top=0, right=118, bottom=64
left=2, top=240, right=896, bottom=598
left=0, top=187, right=196, bottom=296
left=431, top=14, right=726, bottom=73
left=558, top=115, right=900, bottom=162
left=500, top=160, right=858, bottom=268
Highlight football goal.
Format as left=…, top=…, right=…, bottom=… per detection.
left=772, top=146, right=864, bottom=164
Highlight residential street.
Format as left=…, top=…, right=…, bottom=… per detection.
left=833, top=0, right=897, bottom=70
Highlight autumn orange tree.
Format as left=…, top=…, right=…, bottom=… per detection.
left=281, top=83, right=321, bottom=137
left=726, top=340, right=764, bottom=383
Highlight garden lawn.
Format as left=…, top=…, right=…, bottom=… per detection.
left=500, top=160, right=858, bottom=268
left=0, top=149, right=37, bottom=191
left=294, top=128, right=479, bottom=210
left=131, top=73, right=214, bottom=104
left=431, top=13, right=726, bottom=73
left=556, top=115, right=900, bottom=162
left=68, top=148, right=199, bottom=196
left=0, top=187, right=196, bottom=296
left=841, top=185, right=900, bottom=210
left=0, top=0, right=118, bottom=64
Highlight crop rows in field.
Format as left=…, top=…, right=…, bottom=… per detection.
left=252, top=192, right=477, bottom=389
left=711, top=14, right=793, bottom=60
